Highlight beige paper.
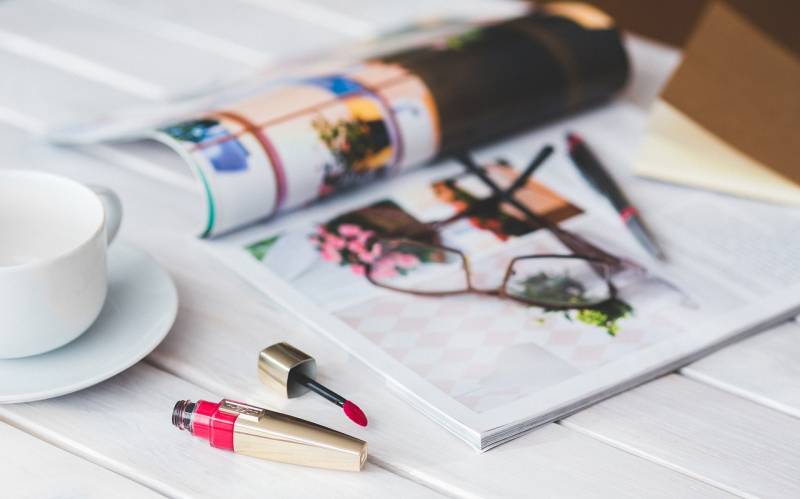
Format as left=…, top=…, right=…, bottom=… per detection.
left=634, top=1, right=800, bottom=204
left=637, top=100, right=800, bottom=205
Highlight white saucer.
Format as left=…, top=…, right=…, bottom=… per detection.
left=0, top=242, right=177, bottom=403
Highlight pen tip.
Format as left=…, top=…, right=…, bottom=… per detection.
left=343, top=400, right=368, bottom=427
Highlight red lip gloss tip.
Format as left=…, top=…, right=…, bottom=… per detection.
left=343, top=400, right=368, bottom=427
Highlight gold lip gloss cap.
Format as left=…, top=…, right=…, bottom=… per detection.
left=220, top=400, right=368, bottom=471
left=258, top=342, right=316, bottom=398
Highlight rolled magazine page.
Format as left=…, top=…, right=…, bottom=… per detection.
left=155, top=6, right=629, bottom=237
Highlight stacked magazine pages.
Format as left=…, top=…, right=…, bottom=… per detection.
left=110, top=8, right=800, bottom=449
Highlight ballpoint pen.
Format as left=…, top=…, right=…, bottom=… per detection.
left=567, top=132, right=667, bottom=261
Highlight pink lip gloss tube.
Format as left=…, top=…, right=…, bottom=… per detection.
left=172, top=399, right=367, bottom=471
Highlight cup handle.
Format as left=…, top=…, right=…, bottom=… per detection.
left=89, top=185, right=123, bottom=244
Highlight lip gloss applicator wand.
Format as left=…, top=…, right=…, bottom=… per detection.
left=293, top=371, right=368, bottom=427
left=258, top=342, right=368, bottom=427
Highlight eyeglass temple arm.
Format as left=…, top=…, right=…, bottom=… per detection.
left=432, top=147, right=554, bottom=229
left=457, top=151, right=623, bottom=268
left=503, top=145, right=554, bottom=194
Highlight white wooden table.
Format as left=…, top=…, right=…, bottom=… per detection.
left=1, top=2, right=799, bottom=497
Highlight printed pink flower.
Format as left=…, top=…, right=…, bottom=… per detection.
left=359, top=251, right=378, bottom=264
left=392, top=253, right=420, bottom=269
left=355, top=229, right=375, bottom=245
left=320, top=245, right=342, bottom=264
left=369, top=242, right=383, bottom=260
left=370, top=258, right=398, bottom=280
left=310, top=222, right=421, bottom=281
left=324, top=233, right=346, bottom=250
left=337, top=224, right=362, bottom=238
left=347, top=240, right=366, bottom=255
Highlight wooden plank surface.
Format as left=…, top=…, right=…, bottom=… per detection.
left=80, top=0, right=351, bottom=58
left=0, top=125, right=731, bottom=498
left=0, top=422, right=164, bottom=499
left=2, top=3, right=799, bottom=497
left=0, top=50, right=147, bottom=132
left=144, top=252, right=733, bottom=499
left=0, top=364, right=442, bottom=499
left=562, top=374, right=800, bottom=498
left=0, top=0, right=250, bottom=99
left=683, top=320, right=800, bottom=418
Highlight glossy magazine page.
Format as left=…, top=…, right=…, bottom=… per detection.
left=144, top=7, right=800, bottom=449
left=153, top=9, right=629, bottom=236
left=202, top=103, right=800, bottom=449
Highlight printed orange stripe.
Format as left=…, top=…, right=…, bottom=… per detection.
left=193, top=72, right=419, bottom=151
left=214, top=111, right=287, bottom=214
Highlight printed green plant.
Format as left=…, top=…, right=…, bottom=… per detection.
left=516, top=273, right=591, bottom=306
left=246, top=234, right=280, bottom=261
left=313, top=116, right=379, bottom=173
left=516, top=272, right=634, bottom=336
left=573, top=300, right=633, bottom=336
left=443, top=29, right=482, bottom=50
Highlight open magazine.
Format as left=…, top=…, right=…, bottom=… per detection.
left=128, top=9, right=800, bottom=449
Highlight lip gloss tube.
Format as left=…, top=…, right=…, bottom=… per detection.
left=172, top=399, right=367, bottom=471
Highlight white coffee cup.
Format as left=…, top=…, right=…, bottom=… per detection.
left=0, top=170, right=123, bottom=358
